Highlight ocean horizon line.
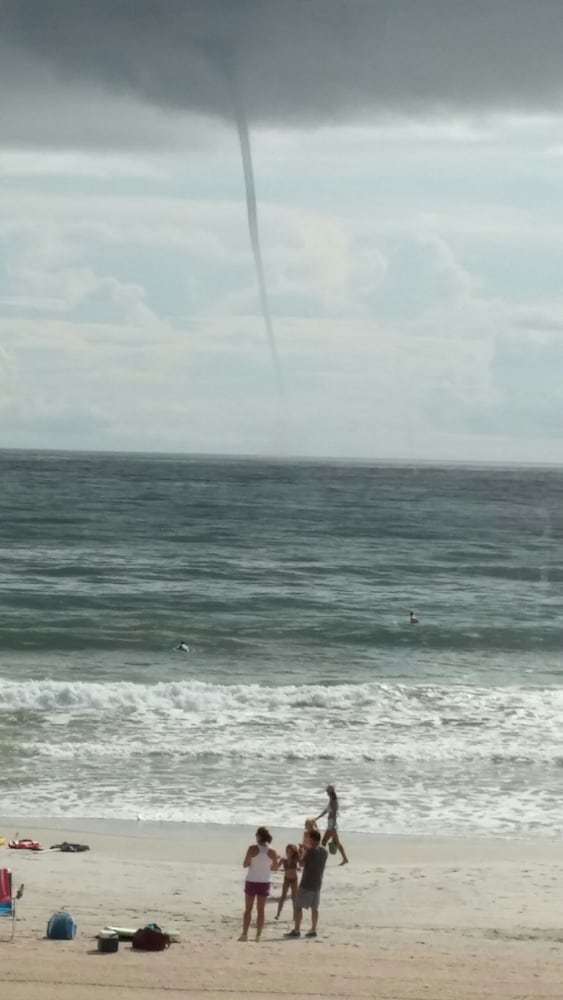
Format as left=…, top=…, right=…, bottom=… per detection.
left=1, top=444, right=562, bottom=473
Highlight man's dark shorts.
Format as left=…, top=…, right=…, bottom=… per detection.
left=296, top=887, right=320, bottom=910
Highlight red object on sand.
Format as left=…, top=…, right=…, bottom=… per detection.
left=8, top=839, right=42, bottom=851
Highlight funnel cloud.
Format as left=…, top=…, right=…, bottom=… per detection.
left=234, top=102, right=283, bottom=395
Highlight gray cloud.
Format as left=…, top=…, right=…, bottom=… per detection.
left=2, top=0, right=563, bottom=149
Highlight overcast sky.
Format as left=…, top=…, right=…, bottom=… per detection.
left=1, top=0, right=563, bottom=462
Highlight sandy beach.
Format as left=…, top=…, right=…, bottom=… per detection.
left=1, top=818, right=563, bottom=998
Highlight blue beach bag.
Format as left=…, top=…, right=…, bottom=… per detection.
left=47, top=911, right=77, bottom=940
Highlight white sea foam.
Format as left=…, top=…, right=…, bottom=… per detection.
left=2, top=772, right=563, bottom=839
left=2, top=676, right=563, bottom=715
left=2, top=677, right=563, bottom=743
left=4, top=677, right=563, bottom=836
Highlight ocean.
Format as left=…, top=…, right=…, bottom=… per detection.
left=1, top=449, right=563, bottom=838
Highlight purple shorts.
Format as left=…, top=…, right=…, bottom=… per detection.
left=245, top=881, right=270, bottom=898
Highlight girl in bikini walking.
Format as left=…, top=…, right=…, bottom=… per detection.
left=314, top=784, right=349, bottom=866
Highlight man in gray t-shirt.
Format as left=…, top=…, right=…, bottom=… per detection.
left=285, top=829, right=328, bottom=938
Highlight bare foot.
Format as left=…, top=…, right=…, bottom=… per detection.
left=339, top=858, right=349, bottom=866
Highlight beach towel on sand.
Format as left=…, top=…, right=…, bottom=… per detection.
left=50, top=842, right=90, bottom=853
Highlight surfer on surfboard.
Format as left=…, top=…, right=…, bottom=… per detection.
left=409, top=611, right=419, bottom=624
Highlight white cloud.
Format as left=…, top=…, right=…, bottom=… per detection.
left=0, top=118, right=562, bottom=462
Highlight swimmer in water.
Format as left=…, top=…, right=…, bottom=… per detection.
left=409, top=611, right=419, bottom=624
left=176, top=642, right=189, bottom=652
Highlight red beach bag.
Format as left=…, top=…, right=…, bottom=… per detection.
left=131, top=925, right=171, bottom=951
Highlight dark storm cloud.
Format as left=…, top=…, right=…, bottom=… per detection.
left=2, top=0, right=563, bottom=145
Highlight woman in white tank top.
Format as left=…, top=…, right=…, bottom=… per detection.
left=239, top=826, right=279, bottom=942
